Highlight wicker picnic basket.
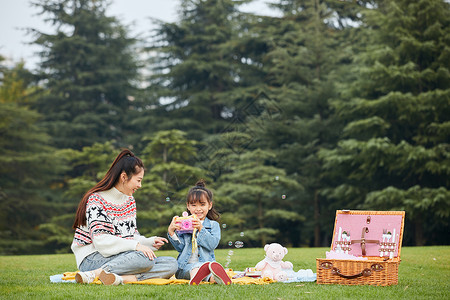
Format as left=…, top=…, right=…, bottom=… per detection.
left=316, top=210, right=405, bottom=286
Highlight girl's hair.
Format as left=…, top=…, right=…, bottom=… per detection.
left=186, top=179, right=220, bottom=221
left=72, top=149, right=144, bottom=229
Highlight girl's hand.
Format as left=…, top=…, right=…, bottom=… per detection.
left=192, top=219, right=203, bottom=232
left=136, top=243, right=157, bottom=260
left=153, top=237, right=168, bottom=249
left=168, top=216, right=180, bottom=236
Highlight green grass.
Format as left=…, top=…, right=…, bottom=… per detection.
left=1, top=246, right=449, bottom=299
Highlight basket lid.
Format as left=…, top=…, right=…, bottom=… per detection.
left=330, top=210, right=405, bottom=258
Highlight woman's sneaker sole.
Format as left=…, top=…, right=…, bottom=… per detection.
left=75, top=271, right=95, bottom=284
left=98, top=270, right=122, bottom=285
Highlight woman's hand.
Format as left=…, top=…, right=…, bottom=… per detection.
left=153, top=237, right=168, bottom=249
left=168, top=216, right=180, bottom=236
left=136, top=243, right=157, bottom=260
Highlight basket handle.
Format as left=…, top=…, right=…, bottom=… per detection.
left=331, top=267, right=372, bottom=279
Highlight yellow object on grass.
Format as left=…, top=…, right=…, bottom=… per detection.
left=64, top=270, right=275, bottom=285
left=63, top=271, right=102, bottom=284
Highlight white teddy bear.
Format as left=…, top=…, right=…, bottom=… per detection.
left=255, top=243, right=294, bottom=282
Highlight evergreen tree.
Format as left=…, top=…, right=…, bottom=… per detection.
left=142, top=0, right=255, bottom=139
left=38, top=141, right=119, bottom=253
left=214, top=132, right=303, bottom=246
left=242, top=0, right=358, bottom=246
left=138, top=130, right=211, bottom=238
left=30, top=0, right=139, bottom=149
left=0, top=57, right=63, bottom=254
left=320, top=0, right=450, bottom=245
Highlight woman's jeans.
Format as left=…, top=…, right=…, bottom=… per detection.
left=79, top=251, right=178, bottom=281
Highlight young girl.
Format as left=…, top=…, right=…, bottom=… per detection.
left=72, top=149, right=178, bottom=285
left=167, top=179, right=232, bottom=285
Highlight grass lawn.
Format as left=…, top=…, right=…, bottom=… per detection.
left=0, top=246, right=448, bottom=299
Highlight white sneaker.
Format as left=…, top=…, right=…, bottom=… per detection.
left=98, top=270, right=123, bottom=285
left=75, top=271, right=96, bottom=284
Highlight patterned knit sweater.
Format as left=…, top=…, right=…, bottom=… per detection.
left=71, top=187, right=156, bottom=268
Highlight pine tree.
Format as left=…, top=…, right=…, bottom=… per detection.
left=30, top=0, right=139, bottom=149
left=320, top=0, right=450, bottom=245
left=137, top=130, right=210, bottom=237
left=0, top=57, right=63, bottom=254
left=38, top=141, right=119, bottom=253
left=214, top=132, right=303, bottom=246
left=142, top=0, right=256, bottom=138
left=241, top=0, right=358, bottom=246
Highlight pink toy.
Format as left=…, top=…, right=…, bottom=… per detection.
left=255, top=243, right=294, bottom=282
left=175, top=211, right=198, bottom=234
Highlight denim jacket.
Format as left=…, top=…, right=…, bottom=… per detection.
left=167, top=217, right=220, bottom=269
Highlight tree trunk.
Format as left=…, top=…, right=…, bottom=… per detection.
left=258, top=197, right=265, bottom=246
left=163, top=146, right=167, bottom=182
left=314, top=189, right=321, bottom=247
left=414, top=216, right=425, bottom=246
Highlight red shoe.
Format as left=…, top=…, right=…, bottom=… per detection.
left=209, top=262, right=232, bottom=285
left=189, top=262, right=211, bottom=285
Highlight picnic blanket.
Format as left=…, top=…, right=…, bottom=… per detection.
left=50, top=269, right=276, bottom=285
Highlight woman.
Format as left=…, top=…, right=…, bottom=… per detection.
left=71, top=149, right=177, bottom=285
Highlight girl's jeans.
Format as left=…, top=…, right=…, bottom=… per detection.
left=79, top=251, right=178, bottom=281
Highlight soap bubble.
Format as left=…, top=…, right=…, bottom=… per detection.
left=226, top=246, right=237, bottom=268
left=225, top=254, right=232, bottom=268
left=281, top=194, right=286, bottom=199
left=235, top=241, right=244, bottom=248
left=240, top=232, right=244, bottom=237
left=275, top=176, right=279, bottom=181
left=165, top=197, right=170, bottom=202
left=222, top=224, right=227, bottom=229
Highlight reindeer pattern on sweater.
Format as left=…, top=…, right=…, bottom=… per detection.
left=73, top=193, right=138, bottom=247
